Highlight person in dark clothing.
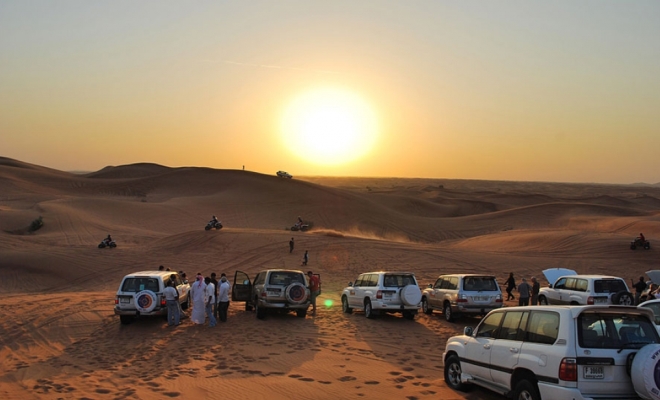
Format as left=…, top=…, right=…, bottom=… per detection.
left=530, top=276, right=540, bottom=305
left=633, top=276, right=647, bottom=305
left=289, top=238, right=294, bottom=253
left=518, top=278, right=531, bottom=306
left=505, top=272, right=516, bottom=301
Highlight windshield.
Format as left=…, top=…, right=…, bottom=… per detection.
left=463, top=277, right=498, bottom=291
left=593, top=279, right=627, bottom=293
left=121, top=277, right=160, bottom=293
left=578, top=312, right=659, bottom=349
left=268, top=271, right=305, bottom=286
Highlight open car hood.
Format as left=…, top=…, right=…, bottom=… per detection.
left=542, top=268, right=577, bottom=285
left=646, top=270, right=660, bottom=285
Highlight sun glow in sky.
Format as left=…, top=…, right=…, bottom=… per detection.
left=281, top=88, right=378, bottom=166
left=1, top=1, right=660, bottom=183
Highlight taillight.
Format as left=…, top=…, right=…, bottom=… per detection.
left=496, top=294, right=502, bottom=303
left=115, top=298, right=119, bottom=305
left=559, top=358, right=577, bottom=381
left=457, top=295, right=468, bottom=303
left=261, top=291, right=267, bottom=297
left=376, top=290, right=382, bottom=299
left=587, top=297, right=594, bottom=305
left=160, top=298, right=166, bottom=306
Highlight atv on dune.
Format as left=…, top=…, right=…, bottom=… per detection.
left=630, top=237, right=650, bottom=250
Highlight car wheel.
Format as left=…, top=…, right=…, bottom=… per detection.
left=444, top=302, right=454, bottom=322
left=538, top=296, right=548, bottom=305
left=512, top=379, right=540, bottom=400
left=256, top=302, right=266, bottom=319
left=296, top=309, right=307, bottom=318
left=120, top=316, right=132, bottom=325
left=613, top=291, right=634, bottom=305
left=422, top=298, right=433, bottom=315
left=365, top=299, right=375, bottom=319
left=645, top=243, right=651, bottom=250
left=403, top=310, right=415, bottom=320
left=631, top=244, right=637, bottom=250
left=342, top=296, right=353, bottom=314
left=444, top=355, right=468, bottom=391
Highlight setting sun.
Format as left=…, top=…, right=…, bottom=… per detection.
left=281, top=87, right=378, bottom=166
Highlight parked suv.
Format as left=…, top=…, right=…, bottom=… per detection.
left=538, top=268, right=633, bottom=306
left=232, top=269, right=311, bottom=319
left=443, top=305, right=660, bottom=400
left=341, top=271, right=422, bottom=320
left=114, top=270, right=190, bottom=324
left=421, top=274, right=502, bottom=322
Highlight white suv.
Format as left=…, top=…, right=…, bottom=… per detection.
left=443, top=305, right=660, bottom=400
left=114, top=270, right=190, bottom=324
left=341, top=271, right=422, bottom=320
left=538, top=268, right=634, bottom=306
left=421, top=274, right=503, bottom=322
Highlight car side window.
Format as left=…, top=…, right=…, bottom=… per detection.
left=433, top=278, right=443, bottom=288
left=367, top=274, right=379, bottom=287
left=440, top=278, right=450, bottom=289
left=449, top=277, right=459, bottom=290
left=476, top=312, right=504, bottom=338
left=565, top=278, right=576, bottom=291
left=497, top=311, right=526, bottom=341
left=575, top=279, right=588, bottom=292
left=554, top=278, right=567, bottom=290
left=526, top=311, right=559, bottom=345
left=254, top=273, right=265, bottom=285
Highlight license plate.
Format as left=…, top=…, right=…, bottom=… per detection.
left=594, top=298, right=607, bottom=304
left=583, top=366, right=604, bottom=379
left=120, top=298, right=130, bottom=303
left=267, top=291, right=280, bottom=296
left=473, top=296, right=488, bottom=301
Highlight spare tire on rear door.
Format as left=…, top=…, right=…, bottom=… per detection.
left=612, top=290, right=634, bottom=305
left=285, top=282, right=308, bottom=305
left=400, top=285, right=422, bottom=306
left=631, top=344, right=660, bottom=400
left=134, top=290, right=158, bottom=313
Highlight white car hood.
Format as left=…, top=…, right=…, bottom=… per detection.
left=542, top=268, right=577, bottom=285
left=646, top=270, right=660, bottom=285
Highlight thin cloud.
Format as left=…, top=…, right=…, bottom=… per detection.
left=220, top=60, right=339, bottom=74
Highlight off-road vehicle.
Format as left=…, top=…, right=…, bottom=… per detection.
left=232, top=269, right=311, bottom=319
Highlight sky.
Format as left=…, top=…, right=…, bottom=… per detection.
left=1, top=1, right=659, bottom=184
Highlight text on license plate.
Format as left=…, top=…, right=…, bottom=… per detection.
left=594, top=298, right=607, bottom=304
left=583, top=366, right=604, bottom=379
left=473, top=296, right=488, bottom=301
left=121, top=298, right=130, bottom=303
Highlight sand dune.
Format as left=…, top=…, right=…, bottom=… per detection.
left=2, top=157, right=660, bottom=399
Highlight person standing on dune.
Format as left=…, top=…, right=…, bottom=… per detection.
left=301, top=250, right=309, bottom=266
left=289, top=237, right=294, bottom=253
left=505, top=272, right=516, bottom=301
left=163, top=280, right=180, bottom=326
left=217, top=275, right=230, bottom=323
left=204, top=277, right=217, bottom=327
left=190, top=273, right=207, bottom=324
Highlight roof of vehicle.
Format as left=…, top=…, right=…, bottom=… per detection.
left=639, top=299, right=660, bottom=307
left=491, top=305, right=654, bottom=319
left=554, top=275, right=625, bottom=280
left=260, top=269, right=305, bottom=274
left=359, top=271, right=417, bottom=275
left=122, top=271, right=179, bottom=278
left=435, top=274, right=496, bottom=278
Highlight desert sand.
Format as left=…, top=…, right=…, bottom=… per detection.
left=1, top=156, right=659, bottom=400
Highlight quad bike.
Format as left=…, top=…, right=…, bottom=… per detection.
left=630, top=237, right=650, bottom=250
left=98, top=239, right=117, bottom=248
left=290, top=222, right=310, bottom=232
left=205, top=221, right=223, bottom=231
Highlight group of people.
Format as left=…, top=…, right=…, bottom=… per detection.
left=288, top=237, right=310, bottom=266
left=163, top=269, right=231, bottom=328
left=505, top=273, right=541, bottom=306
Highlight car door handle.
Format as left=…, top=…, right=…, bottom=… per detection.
left=509, top=348, right=519, bottom=353
left=483, top=344, right=491, bottom=349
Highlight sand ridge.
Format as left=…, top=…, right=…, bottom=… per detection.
left=1, top=157, right=660, bottom=399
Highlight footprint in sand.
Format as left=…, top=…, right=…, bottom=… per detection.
left=338, top=376, right=357, bottom=382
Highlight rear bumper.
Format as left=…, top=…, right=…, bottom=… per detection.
left=371, top=301, right=419, bottom=312
left=454, top=304, right=502, bottom=314
left=114, top=307, right=167, bottom=316
left=257, top=300, right=309, bottom=310
left=538, top=382, right=639, bottom=400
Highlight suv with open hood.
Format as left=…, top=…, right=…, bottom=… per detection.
left=538, top=268, right=633, bottom=306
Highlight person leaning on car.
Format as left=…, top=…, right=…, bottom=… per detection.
left=517, top=278, right=531, bottom=306
left=633, top=276, right=647, bottom=305
left=530, top=276, right=540, bottom=305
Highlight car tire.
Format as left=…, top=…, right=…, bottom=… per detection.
left=444, top=355, right=468, bottom=391
left=538, top=296, right=548, bottom=305
left=422, top=298, right=433, bottom=315
left=365, top=299, right=375, bottom=319
left=613, top=291, right=634, bottom=305
left=512, top=379, right=540, bottom=400
left=256, top=302, right=266, bottom=319
left=400, top=284, right=422, bottom=306
left=403, top=310, right=415, bottom=320
left=645, top=243, right=651, bottom=250
left=444, top=302, right=454, bottom=322
left=342, top=296, right=353, bottom=314
left=296, top=309, right=307, bottom=318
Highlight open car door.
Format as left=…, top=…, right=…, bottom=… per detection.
left=232, top=270, right=252, bottom=302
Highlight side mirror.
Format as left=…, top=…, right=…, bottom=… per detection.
left=464, top=327, right=473, bottom=336
left=428, top=283, right=433, bottom=288
left=548, top=284, right=553, bottom=288
left=348, top=282, right=353, bottom=287
left=243, top=279, right=250, bottom=285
